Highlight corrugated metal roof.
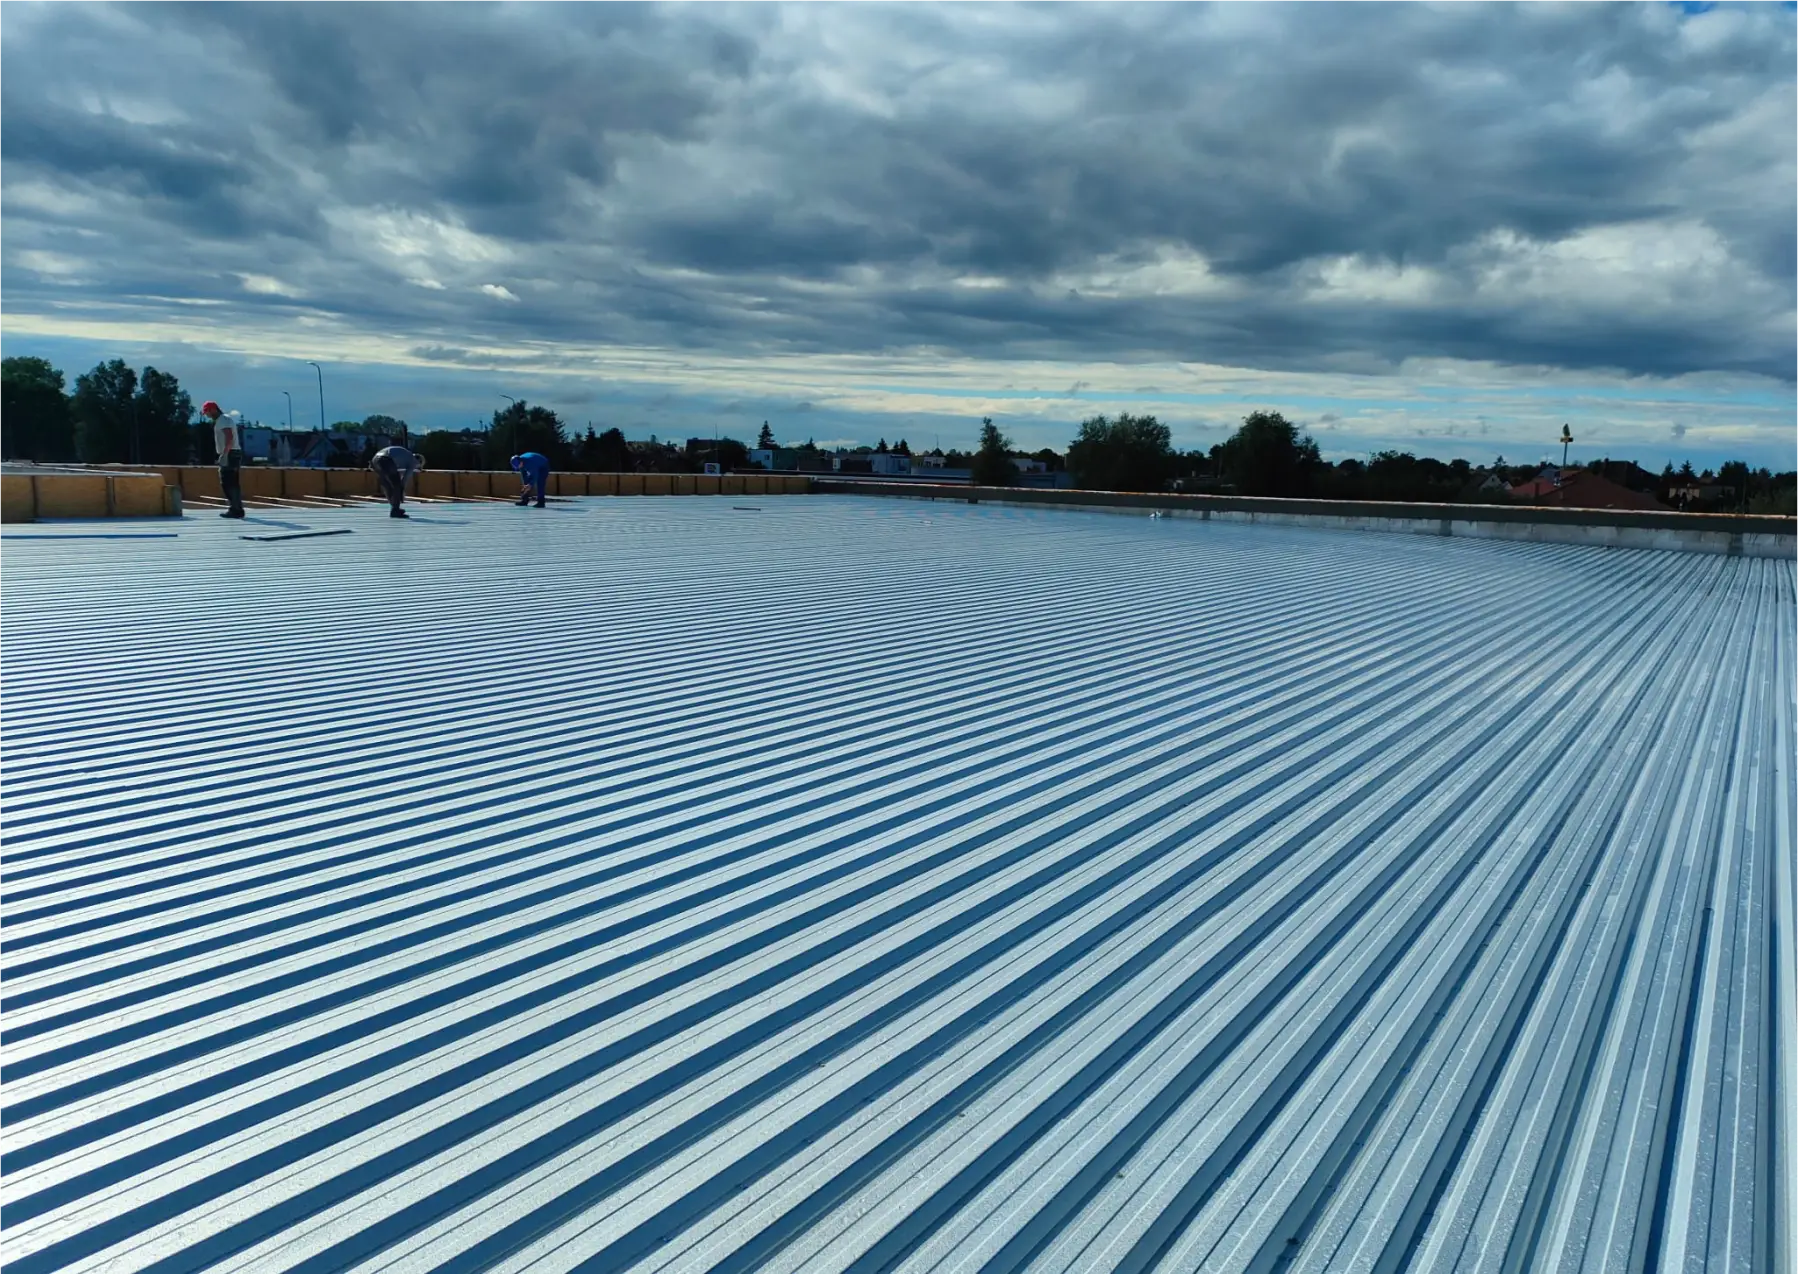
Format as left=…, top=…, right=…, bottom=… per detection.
left=2, top=497, right=1792, bottom=1274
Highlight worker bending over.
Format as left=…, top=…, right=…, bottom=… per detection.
left=371, top=443, right=425, bottom=518
left=512, top=452, right=550, bottom=507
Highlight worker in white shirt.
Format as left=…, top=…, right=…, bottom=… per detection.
left=201, top=400, right=245, bottom=518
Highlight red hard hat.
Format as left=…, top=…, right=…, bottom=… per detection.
left=201, top=401, right=221, bottom=416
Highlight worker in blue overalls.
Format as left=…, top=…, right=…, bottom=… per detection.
left=511, top=452, right=550, bottom=508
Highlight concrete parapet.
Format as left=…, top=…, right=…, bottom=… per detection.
left=1, top=468, right=181, bottom=521
left=813, top=480, right=1797, bottom=559
left=112, top=477, right=173, bottom=517
left=324, top=469, right=375, bottom=497
left=452, top=471, right=492, bottom=499
left=2, top=474, right=37, bottom=522
left=239, top=468, right=284, bottom=498
left=6, top=466, right=814, bottom=519
left=416, top=470, right=454, bottom=499
left=179, top=466, right=224, bottom=498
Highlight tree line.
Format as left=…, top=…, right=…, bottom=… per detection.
left=0, top=357, right=738, bottom=474
left=417, top=404, right=759, bottom=474
left=974, top=409, right=1339, bottom=495
left=3, top=357, right=199, bottom=464
left=6, top=355, right=1790, bottom=512
left=972, top=407, right=1794, bottom=515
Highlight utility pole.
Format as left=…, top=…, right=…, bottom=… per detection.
left=282, top=390, right=293, bottom=430
left=307, top=362, right=326, bottom=448
left=1560, top=423, right=1573, bottom=469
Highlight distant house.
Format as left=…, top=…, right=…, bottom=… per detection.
left=1509, top=469, right=1668, bottom=511
left=1665, top=482, right=1735, bottom=511
left=1453, top=470, right=1512, bottom=503
left=239, top=426, right=377, bottom=467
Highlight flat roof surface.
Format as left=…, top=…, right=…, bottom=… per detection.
left=2, top=497, right=1792, bottom=1273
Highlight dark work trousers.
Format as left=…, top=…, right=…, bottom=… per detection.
left=374, top=456, right=406, bottom=511
left=219, top=449, right=245, bottom=515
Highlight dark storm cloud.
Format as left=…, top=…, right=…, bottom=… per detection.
left=1, top=1, right=1792, bottom=381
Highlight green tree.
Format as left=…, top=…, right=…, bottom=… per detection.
left=133, top=367, right=195, bottom=463
left=1717, top=460, right=1750, bottom=511
left=417, top=430, right=482, bottom=470
left=1066, top=412, right=1174, bottom=492
left=685, top=435, right=750, bottom=471
left=1217, top=410, right=1321, bottom=497
left=894, top=438, right=911, bottom=456
left=71, top=359, right=139, bottom=463
left=970, top=417, right=1014, bottom=486
left=362, top=414, right=409, bottom=443
left=489, top=401, right=569, bottom=467
left=577, top=426, right=630, bottom=472
left=1351, top=451, right=1460, bottom=503
left=1, top=357, right=75, bottom=461
left=757, top=421, right=775, bottom=449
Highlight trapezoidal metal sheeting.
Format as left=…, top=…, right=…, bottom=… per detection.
left=1, top=497, right=1791, bottom=1274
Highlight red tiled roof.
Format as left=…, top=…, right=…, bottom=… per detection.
left=1508, top=471, right=1668, bottom=511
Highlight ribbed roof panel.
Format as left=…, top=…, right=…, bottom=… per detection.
left=2, top=498, right=1790, bottom=1274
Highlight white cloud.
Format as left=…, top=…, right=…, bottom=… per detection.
left=0, top=0, right=1790, bottom=467
left=239, top=273, right=299, bottom=296
left=13, top=250, right=85, bottom=277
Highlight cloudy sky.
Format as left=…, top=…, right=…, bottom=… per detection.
left=3, top=1, right=1793, bottom=468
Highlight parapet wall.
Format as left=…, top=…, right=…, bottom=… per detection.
left=139, top=466, right=811, bottom=501
left=1, top=466, right=811, bottom=520
left=814, top=479, right=1798, bottom=559
left=1, top=468, right=181, bottom=522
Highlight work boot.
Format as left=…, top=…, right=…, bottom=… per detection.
left=221, top=508, right=246, bottom=519
left=390, top=508, right=409, bottom=519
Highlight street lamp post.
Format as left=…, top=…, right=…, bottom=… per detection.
left=1560, top=424, right=1573, bottom=469
left=282, top=390, right=293, bottom=430
left=307, top=363, right=326, bottom=461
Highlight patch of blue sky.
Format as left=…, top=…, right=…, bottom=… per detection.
left=1672, top=1, right=1798, bottom=12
